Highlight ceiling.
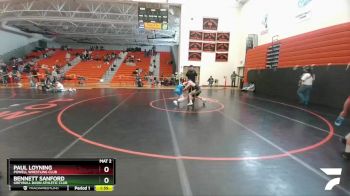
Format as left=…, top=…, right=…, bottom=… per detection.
left=0, top=0, right=181, bottom=46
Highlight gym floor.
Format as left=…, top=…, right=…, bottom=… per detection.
left=0, top=88, right=349, bottom=196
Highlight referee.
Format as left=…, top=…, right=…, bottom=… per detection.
left=186, top=65, right=197, bottom=83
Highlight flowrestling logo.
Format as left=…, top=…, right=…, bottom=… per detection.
left=320, top=168, right=342, bottom=190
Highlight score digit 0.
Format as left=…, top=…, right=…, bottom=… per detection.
left=104, top=166, right=109, bottom=173
left=104, top=177, right=109, bottom=184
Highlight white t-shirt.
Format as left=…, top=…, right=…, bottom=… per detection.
left=56, top=82, right=64, bottom=90
left=301, top=73, right=314, bottom=86
left=52, top=70, right=58, bottom=77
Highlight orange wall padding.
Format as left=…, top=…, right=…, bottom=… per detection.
left=244, top=22, right=350, bottom=82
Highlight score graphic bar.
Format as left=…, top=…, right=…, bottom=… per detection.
left=7, top=158, right=115, bottom=192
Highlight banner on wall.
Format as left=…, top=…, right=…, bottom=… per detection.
left=189, top=31, right=203, bottom=40
left=217, top=32, right=230, bottom=42
left=203, top=32, right=216, bottom=41
left=215, top=53, right=228, bottom=62
left=188, top=52, right=202, bottom=61
left=203, top=18, right=218, bottom=30
left=216, top=43, right=229, bottom=52
left=203, top=43, right=216, bottom=52
left=189, top=42, right=203, bottom=51
left=260, top=13, right=269, bottom=35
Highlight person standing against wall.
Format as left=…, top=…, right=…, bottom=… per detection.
left=297, top=67, right=315, bottom=106
left=334, top=96, right=350, bottom=159
left=231, top=71, right=237, bottom=87
left=186, top=65, right=197, bottom=83
left=208, top=76, right=214, bottom=87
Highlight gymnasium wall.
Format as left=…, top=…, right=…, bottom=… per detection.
left=238, top=0, right=350, bottom=65
left=1, top=41, right=38, bottom=63
left=0, top=30, right=39, bottom=55
left=178, top=0, right=241, bottom=85
left=245, top=22, right=350, bottom=108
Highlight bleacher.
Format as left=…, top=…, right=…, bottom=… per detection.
left=159, top=52, right=173, bottom=79
left=31, top=49, right=82, bottom=81
left=64, top=50, right=120, bottom=84
left=11, top=49, right=167, bottom=86
left=37, top=49, right=82, bottom=68
left=111, top=52, right=151, bottom=85
left=19, top=49, right=53, bottom=83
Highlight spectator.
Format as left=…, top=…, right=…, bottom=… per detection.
left=88, top=50, right=92, bottom=59
left=297, top=66, right=315, bottom=106
left=1, top=64, right=8, bottom=86
left=43, top=74, right=53, bottom=91
left=208, top=76, right=214, bottom=87
left=65, top=52, right=71, bottom=62
left=0, top=70, right=7, bottom=86
left=231, top=71, right=238, bottom=87
left=149, top=65, right=154, bottom=76
left=31, top=67, right=39, bottom=84
left=152, top=45, right=156, bottom=56
left=14, top=70, right=22, bottom=87
left=175, top=72, right=180, bottom=85
left=171, top=74, right=176, bottom=85
left=54, top=81, right=76, bottom=92
left=52, top=69, right=58, bottom=83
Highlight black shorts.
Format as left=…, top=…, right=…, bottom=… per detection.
left=190, top=89, right=201, bottom=96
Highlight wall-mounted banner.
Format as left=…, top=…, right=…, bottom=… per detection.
left=203, top=43, right=216, bottom=52
left=216, top=43, right=229, bottom=52
left=217, top=32, right=230, bottom=42
left=203, top=32, right=217, bottom=42
left=260, top=13, right=269, bottom=35
left=215, top=53, right=228, bottom=62
left=189, top=42, right=203, bottom=51
left=203, top=18, right=218, bottom=30
left=189, top=52, right=202, bottom=61
left=189, top=31, right=203, bottom=40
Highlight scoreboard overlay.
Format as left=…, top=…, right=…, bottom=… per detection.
left=7, top=158, right=115, bottom=191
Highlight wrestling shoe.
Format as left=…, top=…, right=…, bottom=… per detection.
left=173, top=100, right=178, bottom=106
left=341, top=152, right=350, bottom=160
left=187, top=102, right=193, bottom=106
left=335, top=116, right=345, bottom=126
